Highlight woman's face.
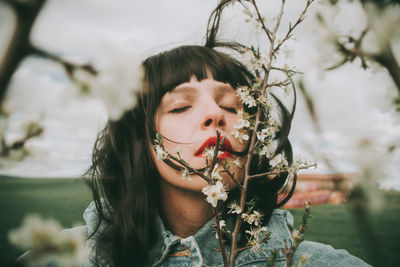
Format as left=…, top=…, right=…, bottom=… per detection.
left=151, top=75, right=248, bottom=192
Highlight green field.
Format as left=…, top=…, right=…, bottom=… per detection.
left=0, top=176, right=399, bottom=266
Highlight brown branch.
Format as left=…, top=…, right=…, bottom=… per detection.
left=250, top=0, right=272, bottom=41
left=0, top=0, right=47, bottom=106
left=213, top=207, right=228, bottom=267
left=373, top=46, right=400, bottom=94
left=166, top=152, right=209, bottom=181
left=228, top=2, right=288, bottom=265
left=273, top=0, right=314, bottom=54
left=247, top=163, right=317, bottom=180
left=219, top=160, right=243, bottom=190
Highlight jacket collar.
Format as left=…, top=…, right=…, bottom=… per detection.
left=147, top=209, right=294, bottom=266
left=83, top=201, right=294, bottom=266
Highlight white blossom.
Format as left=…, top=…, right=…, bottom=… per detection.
left=228, top=202, right=242, bottom=214
left=233, top=129, right=250, bottom=144
left=231, top=158, right=242, bottom=168
left=269, top=153, right=288, bottom=169
left=236, top=86, right=257, bottom=108
left=256, top=127, right=276, bottom=142
left=244, top=95, right=257, bottom=108
left=364, top=3, right=400, bottom=53
left=72, top=50, right=143, bottom=121
left=215, top=220, right=227, bottom=239
left=259, top=143, right=274, bottom=158
left=234, top=118, right=251, bottom=130
left=219, top=220, right=226, bottom=229
left=245, top=226, right=268, bottom=241
left=204, top=146, right=216, bottom=159
left=154, top=145, right=168, bottom=160
left=248, top=239, right=261, bottom=253
left=242, top=210, right=263, bottom=226
left=202, top=181, right=228, bottom=207
left=8, top=215, right=88, bottom=267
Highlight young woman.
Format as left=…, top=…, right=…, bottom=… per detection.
left=80, top=45, right=371, bottom=266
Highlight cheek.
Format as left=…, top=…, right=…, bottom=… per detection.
left=156, top=113, right=195, bottom=142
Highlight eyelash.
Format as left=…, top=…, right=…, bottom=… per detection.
left=169, top=106, right=237, bottom=114
left=170, top=106, right=191, bottom=113
left=221, top=106, right=237, bottom=114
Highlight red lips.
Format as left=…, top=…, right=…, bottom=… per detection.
left=195, top=136, right=233, bottom=159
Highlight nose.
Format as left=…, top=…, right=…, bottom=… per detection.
left=201, top=104, right=226, bottom=130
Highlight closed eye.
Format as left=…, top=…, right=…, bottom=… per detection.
left=169, top=106, right=191, bottom=113
left=221, top=106, right=237, bottom=114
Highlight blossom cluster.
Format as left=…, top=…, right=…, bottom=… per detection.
left=70, top=52, right=143, bottom=121
left=202, top=180, right=228, bottom=208
left=233, top=109, right=252, bottom=143
left=9, top=214, right=88, bottom=267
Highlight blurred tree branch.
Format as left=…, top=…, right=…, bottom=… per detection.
left=0, top=0, right=47, bottom=106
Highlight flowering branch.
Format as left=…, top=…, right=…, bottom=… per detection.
left=282, top=201, right=311, bottom=266
left=152, top=1, right=317, bottom=266
left=213, top=207, right=228, bottom=266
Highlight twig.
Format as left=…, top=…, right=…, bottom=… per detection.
left=273, top=0, right=314, bottom=54
left=219, top=160, right=244, bottom=190
left=0, top=0, right=47, bottom=105
left=250, top=0, right=272, bottom=42
left=213, top=207, right=228, bottom=266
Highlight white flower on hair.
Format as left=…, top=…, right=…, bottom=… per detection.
left=182, top=168, right=191, bottom=181
left=270, top=153, right=288, bottom=169
left=202, top=181, right=228, bottom=208
left=154, top=145, right=168, bottom=160
left=228, top=202, right=242, bottom=214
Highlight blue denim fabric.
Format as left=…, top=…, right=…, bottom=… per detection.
left=79, top=201, right=371, bottom=267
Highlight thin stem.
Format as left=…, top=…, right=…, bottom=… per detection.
left=248, top=163, right=317, bottom=180
left=273, top=0, right=314, bottom=54
left=250, top=0, right=272, bottom=41
left=219, top=161, right=244, bottom=190
left=228, top=2, right=287, bottom=265
left=213, top=207, right=228, bottom=267
left=166, top=152, right=209, bottom=181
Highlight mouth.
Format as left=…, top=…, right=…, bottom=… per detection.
left=195, top=136, right=234, bottom=159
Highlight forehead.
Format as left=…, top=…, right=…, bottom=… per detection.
left=168, top=77, right=236, bottom=97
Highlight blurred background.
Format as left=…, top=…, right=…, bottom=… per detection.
left=1, top=0, right=399, bottom=188
left=1, top=0, right=399, bottom=266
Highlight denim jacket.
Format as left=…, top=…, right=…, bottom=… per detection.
left=76, top=201, right=371, bottom=267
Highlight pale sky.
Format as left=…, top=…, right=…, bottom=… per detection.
left=0, top=0, right=399, bottom=189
